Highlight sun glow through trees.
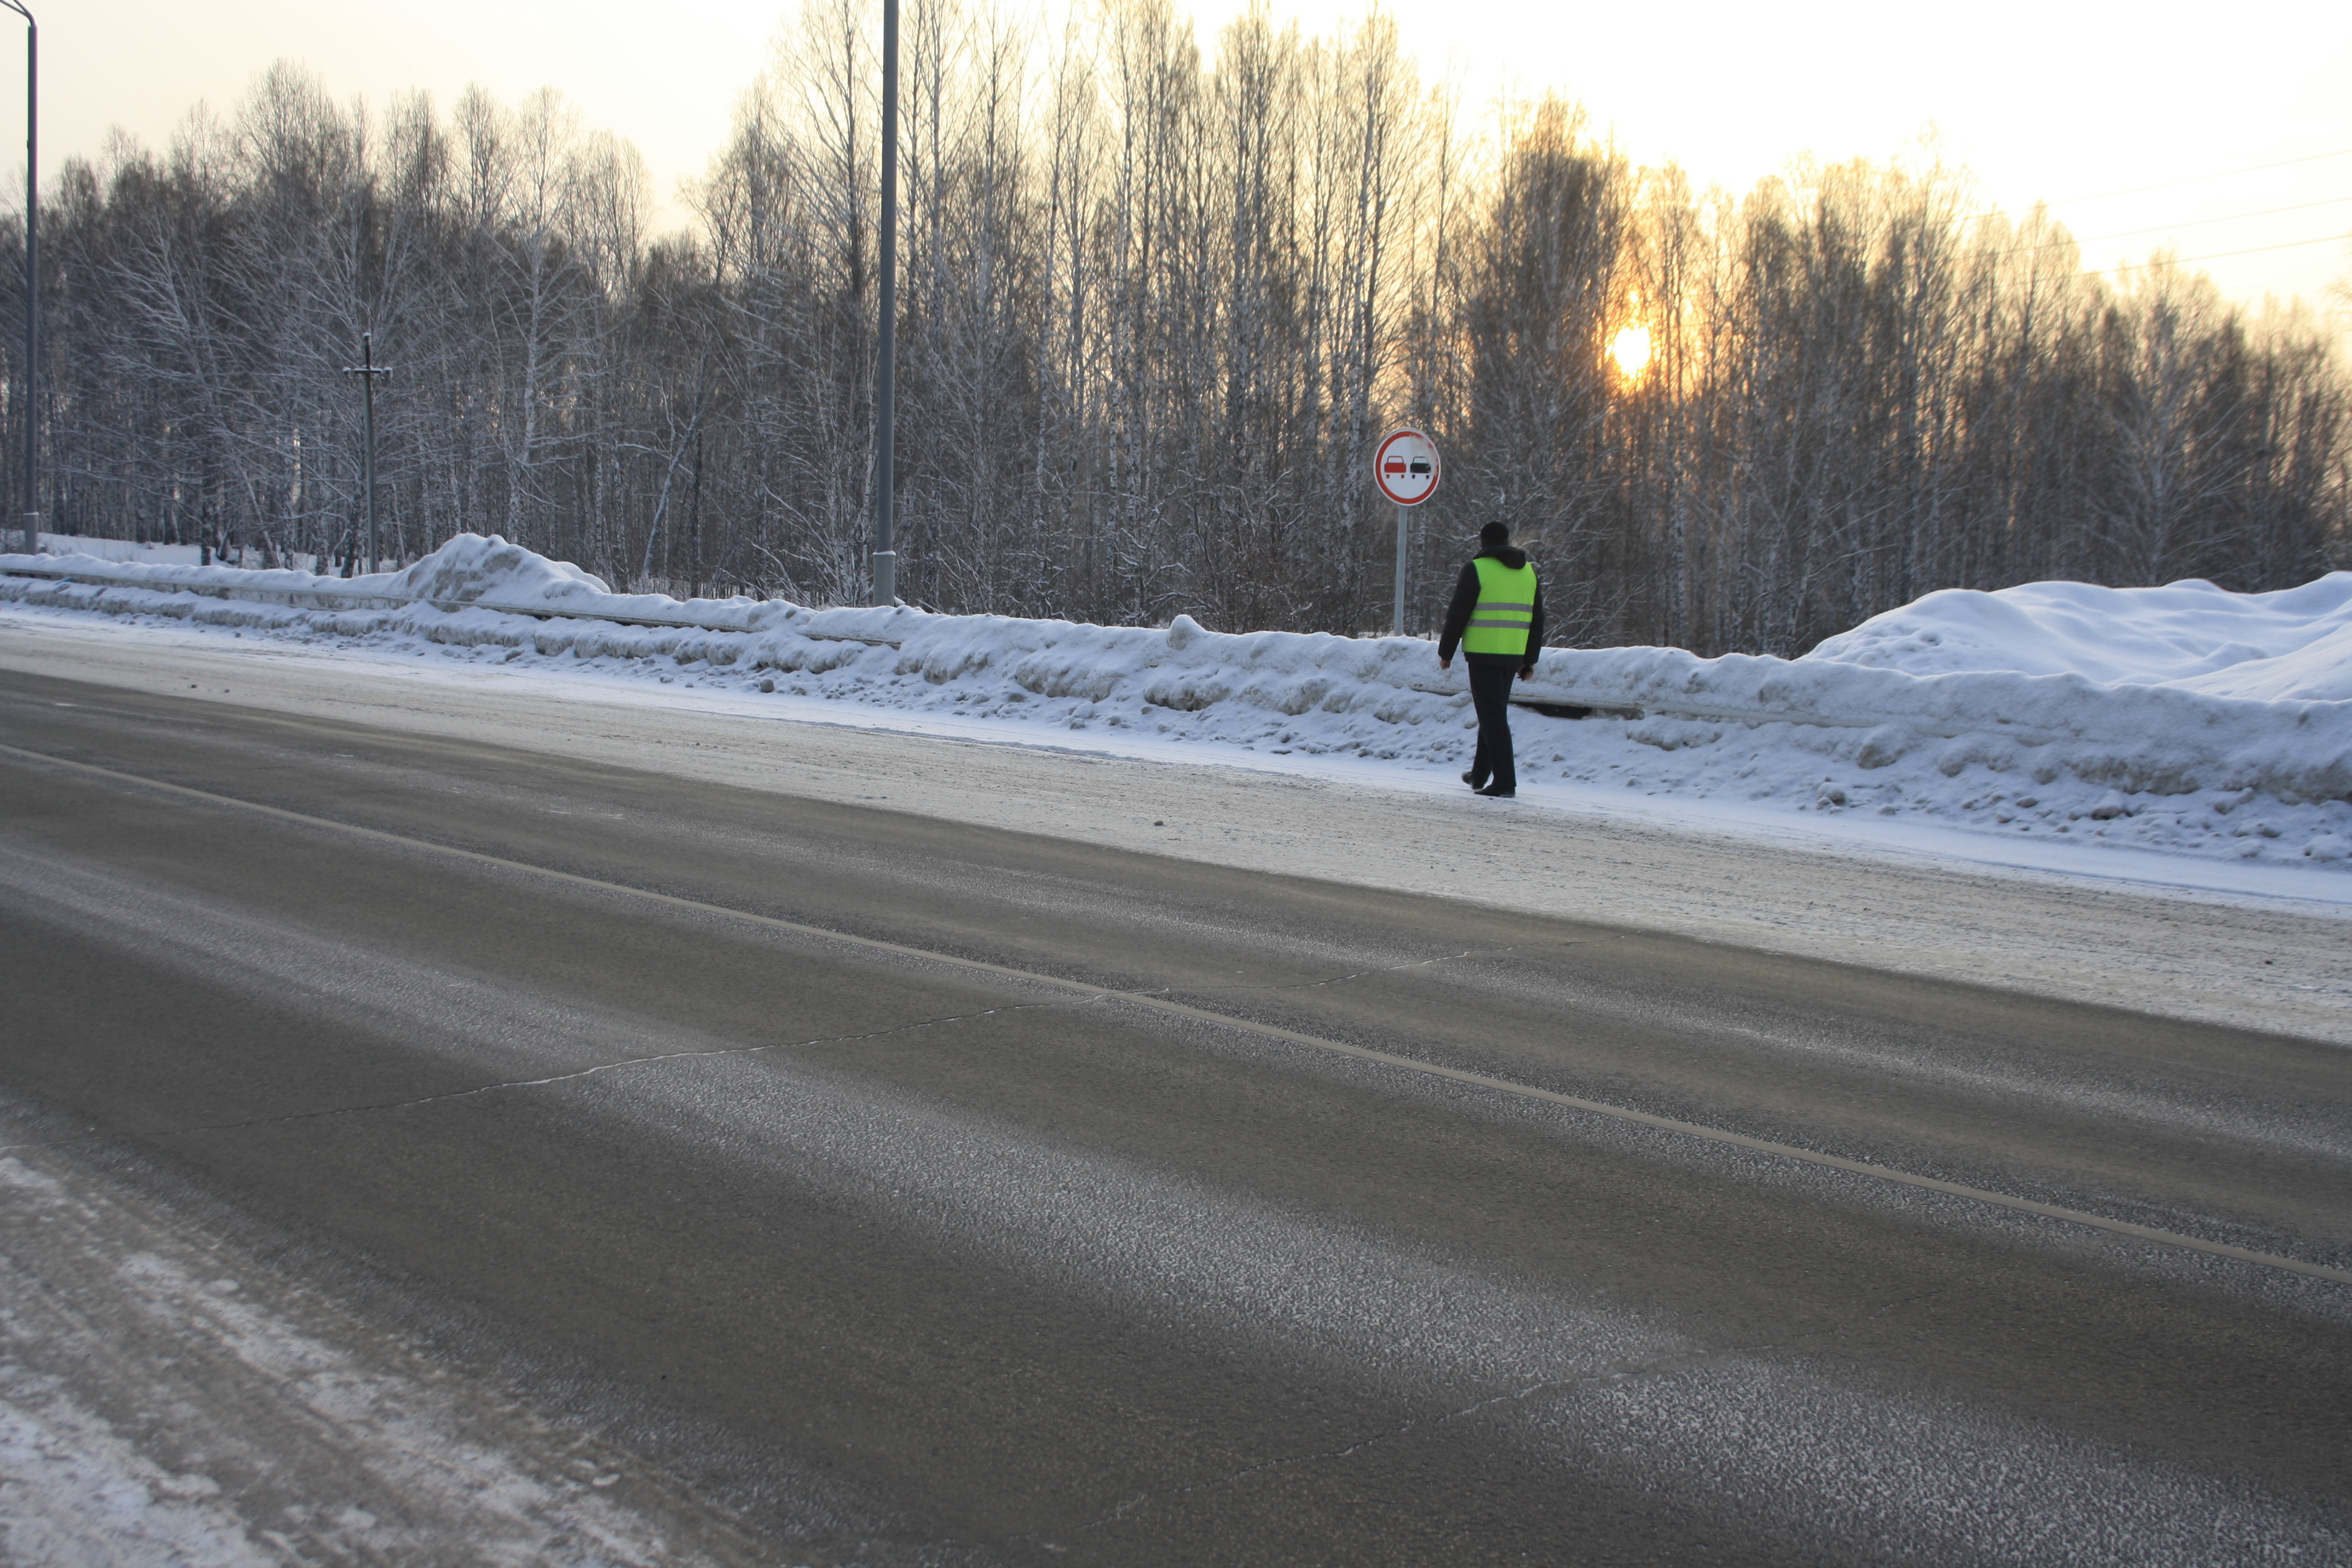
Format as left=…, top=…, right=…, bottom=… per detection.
left=1610, top=323, right=1653, bottom=381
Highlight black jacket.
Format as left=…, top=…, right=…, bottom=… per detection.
left=1437, top=546, right=1546, bottom=668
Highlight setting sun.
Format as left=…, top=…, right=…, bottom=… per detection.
left=1610, top=324, right=1653, bottom=381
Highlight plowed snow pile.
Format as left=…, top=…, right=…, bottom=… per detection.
left=6, top=535, right=2348, bottom=873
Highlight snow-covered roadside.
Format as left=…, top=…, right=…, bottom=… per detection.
left=0, top=1129, right=789, bottom=1567
left=9, top=531, right=319, bottom=571
left=13, top=532, right=209, bottom=567
left=7, top=534, right=2347, bottom=879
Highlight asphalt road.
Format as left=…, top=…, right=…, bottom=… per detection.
left=4, top=667, right=2350, bottom=1566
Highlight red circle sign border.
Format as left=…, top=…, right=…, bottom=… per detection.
left=1374, top=428, right=1440, bottom=507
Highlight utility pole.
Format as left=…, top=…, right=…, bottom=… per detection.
left=870, top=0, right=899, bottom=607
left=341, top=333, right=391, bottom=573
left=4, top=1, right=35, bottom=557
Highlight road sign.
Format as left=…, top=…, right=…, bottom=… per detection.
left=1374, top=428, right=1440, bottom=507
left=1376, top=428, right=1440, bottom=636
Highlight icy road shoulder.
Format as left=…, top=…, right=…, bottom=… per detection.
left=0, top=1119, right=806, bottom=1567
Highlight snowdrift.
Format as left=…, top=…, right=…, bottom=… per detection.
left=1810, top=575, right=2352, bottom=702
left=5, top=535, right=2348, bottom=869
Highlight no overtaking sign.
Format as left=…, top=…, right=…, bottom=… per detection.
left=1375, top=428, right=1440, bottom=506
left=1376, top=427, right=1440, bottom=635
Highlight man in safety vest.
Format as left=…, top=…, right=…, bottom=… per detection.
left=1437, top=521, right=1547, bottom=799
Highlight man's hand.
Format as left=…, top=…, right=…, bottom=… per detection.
left=1437, top=655, right=1452, bottom=671
left=1517, top=665, right=1534, bottom=682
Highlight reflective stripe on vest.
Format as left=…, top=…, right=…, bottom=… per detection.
left=1462, top=556, right=1537, bottom=656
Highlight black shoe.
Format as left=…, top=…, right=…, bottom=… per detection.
left=1462, top=770, right=1485, bottom=789
left=1475, top=784, right=1515, bottom=798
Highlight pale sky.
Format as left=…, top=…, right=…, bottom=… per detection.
left=11, top=0, right=2352, bottom=324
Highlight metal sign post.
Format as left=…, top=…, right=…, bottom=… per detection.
left=1373, top=427, right=1440, bottom=635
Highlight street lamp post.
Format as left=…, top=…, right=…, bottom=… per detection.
left=870, top=0, right=898, bottom=607
left=341, top=333, right=391, bottom=574
left=3, top=1, right=34, bottom=557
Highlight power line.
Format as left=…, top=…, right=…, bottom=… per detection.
left=2083, top=232, right=2352, bottom=276
left=1963, top=146, right=2352, bottom=224
left=2001, top=195, right=2352, bottom=256
left=2075, top=195, right=2352, bottom=245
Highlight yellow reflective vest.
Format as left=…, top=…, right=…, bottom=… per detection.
left=1462, top=556, right=1538, bottom=657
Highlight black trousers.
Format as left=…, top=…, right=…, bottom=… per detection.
left=1464, top=653, right=1521, bottom=794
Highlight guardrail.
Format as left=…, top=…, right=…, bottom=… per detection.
left=0, top=560, right=904, bottom=646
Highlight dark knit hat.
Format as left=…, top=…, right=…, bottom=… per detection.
left=1478, top=521, right=1512, bottom=549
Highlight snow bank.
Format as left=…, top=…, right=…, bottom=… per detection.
left=1809, top=575, right=2352, bottom=701
left=5, top=536, right=2347, bottom=872
left=385, top=534, right=622, bottom=615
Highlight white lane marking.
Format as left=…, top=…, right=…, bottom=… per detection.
left=6, top=739, right=2349, bottom=1289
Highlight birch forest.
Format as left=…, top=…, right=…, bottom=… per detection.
left=5, top=0, right=2347, bottom=655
